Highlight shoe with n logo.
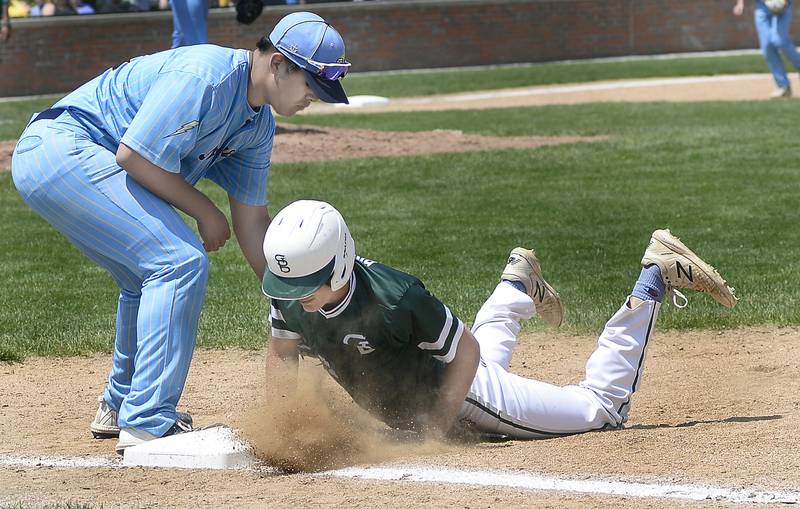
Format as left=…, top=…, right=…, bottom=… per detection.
left=501, top=247, right=564, bottom=327
left=641, top=229, right=737, bottom=308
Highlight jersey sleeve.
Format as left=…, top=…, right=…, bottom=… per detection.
left=120, top=71, right=215, bottom=173
left=204, top=121, right=274, bottom=206
left=400, top=284, right=465, bottom=363
left=269, top=301, right=302, bottom=340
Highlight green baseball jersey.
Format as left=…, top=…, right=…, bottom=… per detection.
left=270, top=256, right=465, bottom=430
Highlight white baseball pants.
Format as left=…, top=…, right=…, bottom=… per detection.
left=457, top=283, right=660, bottom=438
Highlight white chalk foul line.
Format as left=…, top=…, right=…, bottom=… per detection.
left=3, top=453, right=799, bottom=505
left=322, top=465, right=800, bottom=505
left=0, top=453, right=119, bottom=468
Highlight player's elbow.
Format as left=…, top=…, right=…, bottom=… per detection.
left=115, top=143, right=143, bottom=170
left=115, top=143, right=132, bottom=168
left=453, top=330, right=481, bottom=374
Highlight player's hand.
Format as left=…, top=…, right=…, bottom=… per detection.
left=733, top=1, right=744, bottom=15
left=0, top=23, right=10, bottom=42
left=197, top=207, right=231, bottom=251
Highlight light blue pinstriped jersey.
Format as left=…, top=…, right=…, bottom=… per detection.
left=53, top=44, right=275, bottom=206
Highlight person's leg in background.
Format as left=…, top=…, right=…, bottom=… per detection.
left=170, top=0, right=208, bottom=48
left=170, top=0, right=184, bottom=48
left=755, top=2, right=793, bottom=96
left=774, top=2, right=800, bottom=78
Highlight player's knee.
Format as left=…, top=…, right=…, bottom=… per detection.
left=769, top=33, right=788, bottom=47
left=182, top=249, right=209, bottom=286
left=120, top=287, right=142, bottom=301
left=157, top=248, right=209, bottom=293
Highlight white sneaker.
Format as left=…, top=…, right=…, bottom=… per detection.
left=501, top=247, right=565, bottom=327
left=770, top=86, right=792, bottom=99
left=89, top=396, right=119, bottom=438
left=115, top=419, right=193, bottom=455
left=641, top=229, right=737, bottom=308
left=90, top=395, right=193, bottom=439
left=115, top=427, right=158, bottom=453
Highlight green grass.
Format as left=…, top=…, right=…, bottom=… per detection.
left=341, top=54, right=771, bottom=98
left=0, top=343, right=23, bottom=362
left=0, top=53, right=770, bottom=139
left=273, top=101, right=800, bottom=334
left=0, top=97, right=60, bottom=140
left=2, top=98, right=799, bottom=360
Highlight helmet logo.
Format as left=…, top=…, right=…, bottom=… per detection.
left=274, top=254, right=291, bottom=273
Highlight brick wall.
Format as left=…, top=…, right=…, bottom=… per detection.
left=0, top=0, right=760, bottom=97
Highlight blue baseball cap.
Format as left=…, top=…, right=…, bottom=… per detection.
left=269, top=12, right=350, bottom=104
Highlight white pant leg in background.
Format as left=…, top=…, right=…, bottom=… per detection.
left=458, top=283, right=660, bottom=439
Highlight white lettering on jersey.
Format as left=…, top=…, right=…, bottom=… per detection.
left=356, top=256, right=375, bottom=267
left=343, top=333, right=375, bottom=355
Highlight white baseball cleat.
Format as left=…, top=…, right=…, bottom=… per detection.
left=501, top=247, right=565, bottom=327
left=116, top=419, right=194, bottom=455
left=770, top=86, right=792, bottom=99
left=89, top=396, right=119, bottom=439
left=641, top=229, right=737, bottom=308
left=91, top=395, right=193, bottom=439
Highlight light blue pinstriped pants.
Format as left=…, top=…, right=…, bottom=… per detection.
left=755, top=0, right=800, bottom=89
left=11, top=113, right=208, bottom=437
left=170, top=0, right=208, bottom=49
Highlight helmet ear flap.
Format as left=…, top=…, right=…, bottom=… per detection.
left=330, top=223, right=355, bottom=291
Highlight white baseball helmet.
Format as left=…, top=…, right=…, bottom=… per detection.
left=261, top=200, right=355, bottom=300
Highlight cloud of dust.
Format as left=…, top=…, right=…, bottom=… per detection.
left=237, top=366, right=450, bottom=473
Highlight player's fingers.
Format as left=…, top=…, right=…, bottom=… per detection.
left=202, top=236, right=219, bottom=252
left=212, top=233, right=230, bottom=251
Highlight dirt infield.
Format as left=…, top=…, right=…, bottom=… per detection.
left=1, top=326, right=799, bottom=508
left=0, top=127, right=600, bottom=173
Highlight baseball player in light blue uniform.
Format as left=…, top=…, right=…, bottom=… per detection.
left=734, top=0, right=800, bottom=97
left=11, top=11, right=351, bottom=454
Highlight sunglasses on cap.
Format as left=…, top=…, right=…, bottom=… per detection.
left=280, top=47, right=351, bottom=81
left=308, top=58, right=351, bottom=81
